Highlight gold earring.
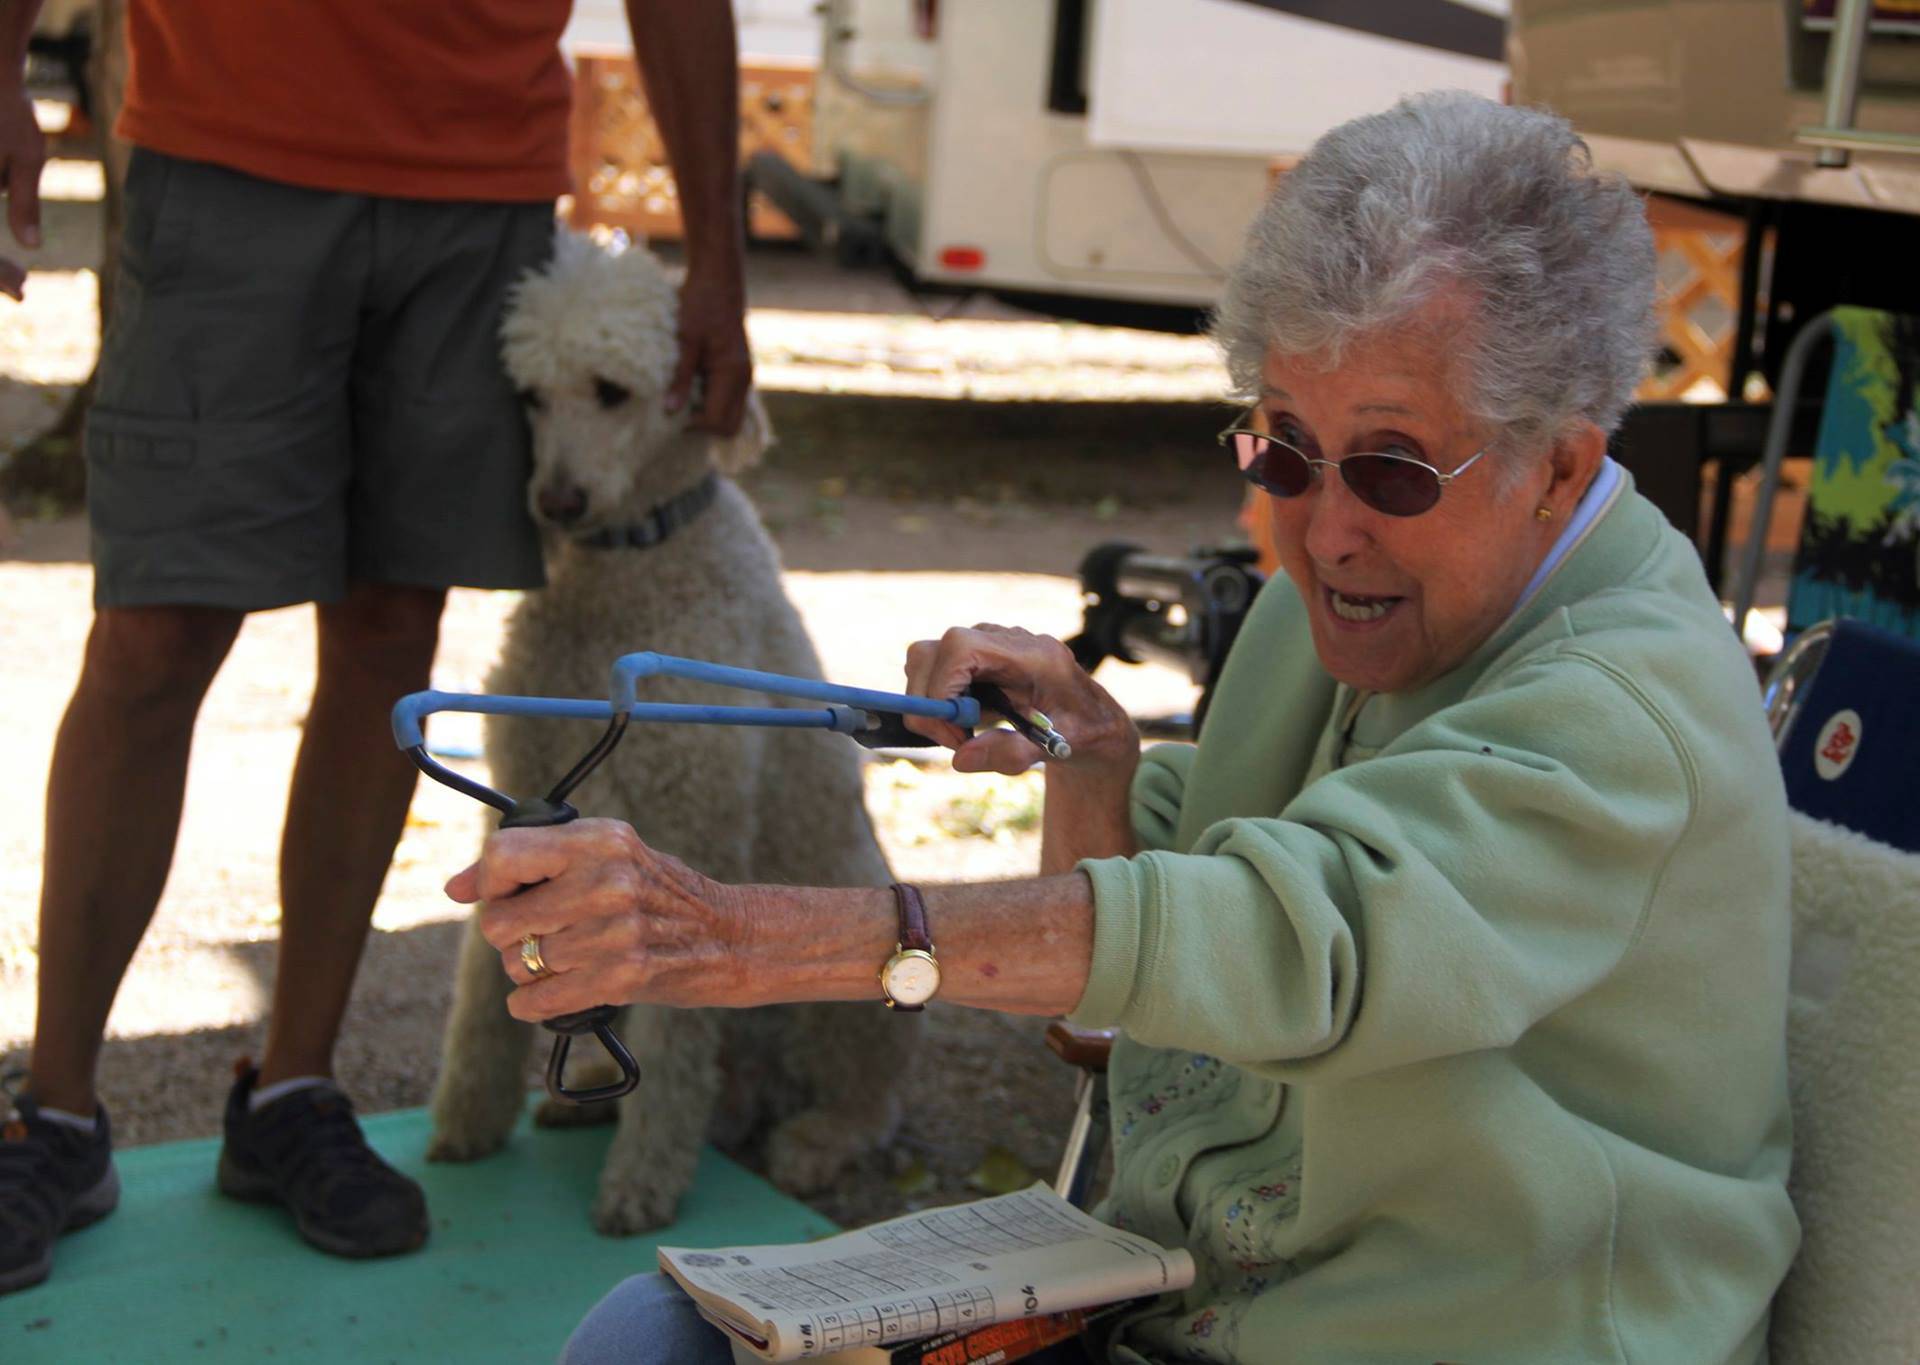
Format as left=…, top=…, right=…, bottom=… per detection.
left=1535, top=506, right=1554, bottom=522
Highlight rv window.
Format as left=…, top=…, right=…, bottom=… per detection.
left=1048, top=0, right=1091, bottom=115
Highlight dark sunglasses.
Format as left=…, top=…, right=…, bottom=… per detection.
left=1217, top=410, right=1489, bottom=518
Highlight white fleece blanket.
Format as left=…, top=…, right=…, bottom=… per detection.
left=1770, top=812, right=1920, bottom=1365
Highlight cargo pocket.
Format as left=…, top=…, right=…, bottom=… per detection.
left=84, top=408, right=201, bottom=540
left=86, top=407, right=349, bottom=609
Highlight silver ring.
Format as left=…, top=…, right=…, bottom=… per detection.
left=519, top=933, right=552, bottom=979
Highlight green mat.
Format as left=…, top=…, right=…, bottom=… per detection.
left=4, top=1105, right=836, bottom=1364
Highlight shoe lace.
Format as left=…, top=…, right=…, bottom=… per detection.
left=0, top=1071, right=69, bottom=1234
left=263, top=1091, right=395, bottom=1197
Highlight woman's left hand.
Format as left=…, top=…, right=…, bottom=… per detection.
left=445, top=818, right=748, bottom=1022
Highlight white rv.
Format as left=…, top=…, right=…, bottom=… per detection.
left=566, top=0, right=1509, bottom=321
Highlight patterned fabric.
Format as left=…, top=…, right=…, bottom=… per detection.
left=1788, top=308, right=1920, bottom=640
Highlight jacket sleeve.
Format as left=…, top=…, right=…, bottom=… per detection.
left=1130, top=742, right=1199, bottom=853
left=1069, top=650, right=1696, bottom=1080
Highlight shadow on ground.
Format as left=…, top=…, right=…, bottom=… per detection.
left=3, top=914, right=1078, bottom=1231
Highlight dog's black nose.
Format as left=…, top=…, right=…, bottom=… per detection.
left=538, top=483, right=589, bottom=525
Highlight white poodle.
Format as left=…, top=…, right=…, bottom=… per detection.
left=427, top=233, right=918, bottom=1235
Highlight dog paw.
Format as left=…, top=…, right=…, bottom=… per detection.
left=426, top=1084, right=527, bottom=1163
left=425, top=1124, right=512, bottom=1164
left=766, top=1110, right=865, bottom=1195
left=533, top=1095, right=622, bottom=1129
left=591, top=1178, right=683, bottom=1236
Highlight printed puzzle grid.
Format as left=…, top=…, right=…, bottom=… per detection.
left=713, top=1190, right=1091, bottom=1352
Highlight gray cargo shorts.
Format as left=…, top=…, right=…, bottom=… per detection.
left=85, top=147, right=551, bottom=610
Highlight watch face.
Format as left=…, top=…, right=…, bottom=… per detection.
left=884, top=951, right=940, bottom=1007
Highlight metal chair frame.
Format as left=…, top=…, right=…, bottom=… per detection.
left=1763, top=619, right=1838, bottom=745
left=1728, top=310, right=1838, bottom=643
left=1046, top=1023, right=1115, bottom=1208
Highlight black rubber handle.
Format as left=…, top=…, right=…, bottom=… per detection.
left=853, top=685, right=1044, bottom=753
left=542, top=1005, right=641, bottom=1105
left=498, top=798, right=641, bottom=1105
left=851, top=710, right=952, bottom=748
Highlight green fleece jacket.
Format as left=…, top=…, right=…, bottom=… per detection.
left=1071, top=480, right=1799, bottom=1364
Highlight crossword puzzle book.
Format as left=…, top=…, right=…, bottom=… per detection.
left=657, top=1182, right=1193, bottom=1362
left=720, top=1298, right=1145, bottom=1365
left=804, top=1297, right=1145, bottom=1364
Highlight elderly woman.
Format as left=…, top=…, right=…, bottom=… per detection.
left=461, top=93, right=1797, bottom=1364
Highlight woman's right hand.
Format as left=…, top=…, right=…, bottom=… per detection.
left=901, top=624, right=1139, bottom=781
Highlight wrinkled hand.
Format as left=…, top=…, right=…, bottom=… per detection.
left=902, top=624, right=1139, bottom=780
left=446, top=819, right=748, bottom=1021
left=0, top=88, right=45, bottom=301
left=666, top=267, right=752, bottom=435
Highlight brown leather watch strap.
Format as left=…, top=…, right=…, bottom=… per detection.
left=890, top=882, right=932, bottom=952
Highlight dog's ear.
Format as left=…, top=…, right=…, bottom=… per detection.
left=712, top=390, right=773, bottom=476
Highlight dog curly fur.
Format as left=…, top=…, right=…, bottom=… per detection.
left=427, top=233, right=918, bottom=1234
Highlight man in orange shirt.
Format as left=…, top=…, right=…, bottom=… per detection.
left=0, top=1, right=752, bottom=1291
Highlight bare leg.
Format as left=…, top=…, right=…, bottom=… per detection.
left=256, top=582, right=446, bottom=1089
left=29, top=606, right=245, bottom=1115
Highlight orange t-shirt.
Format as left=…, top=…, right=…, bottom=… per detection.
left=117, top=1, right=574, bottom=203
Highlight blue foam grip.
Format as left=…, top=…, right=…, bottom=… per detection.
left=393, top=659, right=982, bottom=755
left=392, top=690, right=610, bottom=749
left=392, top=691, right=870, bottom=750
left=607, top=652, right=981, bottom=727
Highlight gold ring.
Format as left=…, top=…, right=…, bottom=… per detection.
left=519, top=933, right=552, bottom=979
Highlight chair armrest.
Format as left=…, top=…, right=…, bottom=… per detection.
left=1045, top=1022, right=1116, bottom=1073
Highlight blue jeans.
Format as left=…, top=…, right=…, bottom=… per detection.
left=560, top=1273, right=1094, bottom=1365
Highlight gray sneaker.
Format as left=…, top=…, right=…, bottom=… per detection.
left=0, top=1074, right=120, bottom=1295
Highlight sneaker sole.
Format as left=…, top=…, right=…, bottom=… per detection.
left=215, top=1149, right=428, bottom=1260
left=0, top=1161, right=121, bottom=1296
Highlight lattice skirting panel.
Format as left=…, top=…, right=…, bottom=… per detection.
left=568, top=53, right=814, bottom=243
left=1643, top=197, right=1747, bottom=403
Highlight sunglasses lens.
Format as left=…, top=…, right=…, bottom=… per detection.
left=1344, top=455, right=1441, bottom=517
left=1232, top=433, right=1312, bottom=497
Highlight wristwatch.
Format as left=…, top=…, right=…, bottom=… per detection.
left=880, top=882, right=940, bottom=1011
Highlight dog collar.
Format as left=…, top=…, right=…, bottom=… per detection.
left=576, top=472, right=720, bottom=551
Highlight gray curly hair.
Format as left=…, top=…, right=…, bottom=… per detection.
left=1212, top=91, right=1658, bottom=462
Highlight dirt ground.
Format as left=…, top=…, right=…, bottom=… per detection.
left=0, top=149, right=1243, bottom=1230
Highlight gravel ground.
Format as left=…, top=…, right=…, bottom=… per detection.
left=0, top=150, right=1242, bottom=1230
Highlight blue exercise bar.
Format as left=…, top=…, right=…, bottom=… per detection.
left=392, top=653, right=980, bottom=752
